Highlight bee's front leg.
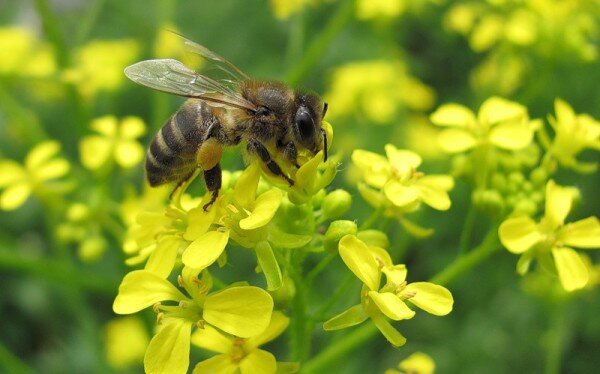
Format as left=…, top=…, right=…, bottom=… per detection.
left=277, top=140, right=300, bottom=168
left=247, top=139, right=294, bottom=186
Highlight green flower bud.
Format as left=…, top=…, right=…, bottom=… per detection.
left=269, top=275, right=296, bottom=308
left=357, top=230, right=390, bottom=249
left=324, top=220, right=357, bottom=252
left=530, top=167, right=548, bottom=186
left=473, top=189, right=504, bottom=216
left=67, top=203, right=90, bottom=222
left=322, top=189, right=352, bottom=220
left=508, top=171, right=525, bottom=187
left=513, top=199, right=537, bottom=216
left=78, top=236, right=107, bottom=263
left=490, top=173, right=507, bottom=193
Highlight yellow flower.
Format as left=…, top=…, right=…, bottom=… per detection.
left=154, top=24, right=203, bottom=70
left=356, top=0, right=406, bottom=20
left=324, top=235, right=453, bottom=347
left=430, top=97, right=540, bottom=154
left=353, top=145, right=454, bottom=211
left=113, top=267, right=274, bottom=374
left=63, top=39, right=140, bottom=98
left=80, top=116, right=146, bottom=171
left=547, top=98, right=600, bottom=173
left=269, top=0, right=320, bottom=19
left=0, top=26, right=56, bottom=77
left=215, top=163, right=312, bottom=290
left=386, top=352, right=436, bottom=374
left=191, top=311, right=290, bottom=374
left=0, top=141, right=70, bottom=210
left=325, top=61, right=435, bottom=124
left=499, top=180, right=600, bottom=291
left=104, top=316, right=149, bottom=369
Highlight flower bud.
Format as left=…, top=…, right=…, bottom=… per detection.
left=269, top=275, right=296, bottom=308
left=490, top=173, right=507, bottom=193
left=530, top=167, right=548, bottom=186
left=67, top=203, right=90, bottom=222
left=324, top=220, right=357, bottom=252
left=473, top=189, right=504, bottom=216
left=357, top=230, right=390, bottom=249
left=78, top=235, right=107, bottom=263
left=513, top=198, right=537, bottom=216
left=322, top=189, right=352, bottom=220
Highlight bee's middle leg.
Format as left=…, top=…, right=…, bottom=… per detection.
left=247, top=139, right=294, bottom=186
left=202, top=163, right=222, bottom=211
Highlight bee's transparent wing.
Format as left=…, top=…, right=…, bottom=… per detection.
left=177, top=34, right=251, bottom=82
left=124, top=59, right=257, bottom=111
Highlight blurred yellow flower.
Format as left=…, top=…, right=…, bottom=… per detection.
left=499, top=180, right=600, bottom=291
left=325, top=60, right=435, bottom=124
left=104, top=316, right=149, bottom=369
left=430, top=96, right=540, bottom=154
left=324, top=235, right=453, bottom=347
left=547, top=98, right=600, bottom=173
left=269, top=0, right=321, bottom=19
left=0, top=26, right=56, bottom=78
left=113, top=267, right=274, bottom=374
left=191, top=311, right=290, bottom=374
left=154, top=24, right=203, bottom=70
left=386, top=352, right=436, bottom=374
left=79, top=116, right=146, bottom=171
left=0, top=141, right=70, bottom=210
left=356, top=0, right=406, bottom=20
left=63, top=39, right=140, bottom=98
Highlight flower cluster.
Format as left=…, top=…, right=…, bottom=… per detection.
left=324, top=235, right=453, bottom=346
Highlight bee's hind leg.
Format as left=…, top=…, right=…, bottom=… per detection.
left=247, top=139, right=294, bottom=186
left=203, top=163, right=222, bottom=211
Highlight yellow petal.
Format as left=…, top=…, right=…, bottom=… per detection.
left=338, top=235, right=381, bottom=291
left=430, top=103, right=476, bottom=127
left=0, top=160, right=26, bottom=187
left=234, top=163, right=260, bottom=207
left=115, top=141, right=144, bottom=168
left=369, top=310, right=407, bottom=347
left=351, top=150, right=390, bottom=188
left=404, top=282, right=453, bottom=316
left=120, top=116, right=146, bottom=138
left=193, top=355, right=237, bottom=374
left=190, top=324, right=232, bottom=354
left=382, top=264, right=407, bottom=285
left=323, top=304, right=368, bottom=331
left=184, top=205, right=217, bottom=241
left=415, top=183, right=451, bottom=211
left=554, top=98, right=576, bottom=128
left=1, top=182, right=32, bottom=210
left=368, top=291, right=415, bottom=320
left=294, top=151, right=324, bottom=190
left=437, top=128, right=477, bottom=153
left=239, top=349, right=276, bottom=374
left=35, top=159, right=70, bottom=181
left=478, top=97, right=526, bottom=125
left=239, top=189, right=282, bottom=230
left=246, top=311, right=289, bottom=348
left=358, top=182, right=385, bottom=208
left=383, top=181, right=419, bottom=207
left=145, top=236, right=181, bottom=278
left=489, top=121, right=534, bottom=150
left=113, top=270, right=186, bottom=314
left=79, top=136, right=112, bottom=170
left=398, top=352, right=435, bottom=374
left=545, top=180, right=573, bottom=229
left=418, top=175, right=454, bottom=191
left=25, top=141, right=60, bottom=170
left=559, top=217, right=600, bottom=249
left=203, top=286, right=273, bottom=338
left=267, top=228, right=312, bottom=249
left=552, top=247, right=589, bottom=291
left=91, top=115, right=118, bottom=136
left=384, top=145, right=422, bottom=174
left=144, top=319, right=191, bottom=374
left=499, top=216, right=542, bottom=254
left=398, top=218, right=434, bottom=238
left=182, top=230, right=229, bottom=270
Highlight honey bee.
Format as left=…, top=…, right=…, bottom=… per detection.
left=124, top=36, right=328, bottom=210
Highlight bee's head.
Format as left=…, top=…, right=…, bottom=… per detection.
left=293, top=93, right=328, bottom=161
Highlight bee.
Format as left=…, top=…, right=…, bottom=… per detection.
left=124, top=36, right=328, bottom=210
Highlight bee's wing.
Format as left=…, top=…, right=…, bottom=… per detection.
left=178, top=34, right=251, bottom=82
left=124, top=59, right=257, bottom=111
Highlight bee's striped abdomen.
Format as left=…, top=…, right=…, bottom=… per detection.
left=145, top=100, right=210, bottom=186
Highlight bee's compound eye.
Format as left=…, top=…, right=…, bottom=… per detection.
left=295, top=107, right=315, bottom=140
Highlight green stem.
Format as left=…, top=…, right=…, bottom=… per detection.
left=302, top=228, right=501, bottom=373
left=457, top=202, right=477, bottom=256
left=0, top=83, right=48, bottom=144
left=312, top=272, right=355, bottom=321
left=285, top=0, right=354, bottom=85
left=75, top=0, right=106, bottom=44
left=0, top=248, right=119, bottom=295
left=305, top=251, right=336, bottom=285
left=544, top=301, right=571, bottom=374
left=0, top=342, right=34, bottom=374
left=359, top=207, right=383, bottom=230
left=289, top=256, right=310, bottom=361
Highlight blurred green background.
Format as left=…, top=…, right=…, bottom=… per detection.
left=1, top=0, right=599, bottom=373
